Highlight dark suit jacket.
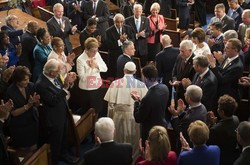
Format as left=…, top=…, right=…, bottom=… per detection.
left=208, top=115, right=240, bottom=165
left=210, top=56, right=243, bottom=102
left=0, top=121, right=8, bottom=165
left=156, top=46, right=179, bottom=85
left=35, top=74, right=68, bottom=127
left=210, top=35, right=224, bottom=53
left=172, top=104, right=207, bottom=150
left=47, top=16, right=73, bottom=54
left=172, top=54, right=196, bottom=101
left=19, top=31, right=37, bottom=71
left=83, top=141, right=133, bottom=165
left=105, top=25, right=134, bottom=77
left=79, top=28, right=101, bottom=50
left=134, top=83, right=169, bottom=141
left=125, top=16, right=150, bottom=57
left=122, top=2, right=133, bottom=18
left=177, top=0, right=190, bottom=29
left=116, top=54, right=132, bottom=78
left=83, top=0, right=109, bottom=38
left=233, top=147, right=250, bottom=165
left=192, top=70, right=218, bottom=111
left=1, top=25, right=23, bottom=46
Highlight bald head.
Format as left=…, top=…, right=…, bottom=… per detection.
left=161, top=35, right=171, bottom=47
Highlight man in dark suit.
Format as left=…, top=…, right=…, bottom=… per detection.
left=47, top=3, right=77, bottom=54
left=177, top=0, right=194, bottom=30
left=234, top=121, right=250, bottom=165
left=131, top=65, right=169, bottom=145
left=84, top=117, right=133, bottom=165
left=116, top=41, right=134, bottom=78
left=105, top=13, right=134, bottom=78
left=208, top=22, right=224, bottom=53
left=208, top=38, right=244, bottom=104
left=125, top=4, right=150, bottom=67
left=83, top=0, right=109, bottom=39
left=19, top=21, right=39, bottom=72
left=35, top=59, right=77, bottom=165
left=227, top=0, right=243, bottom=30
left=155, top=35, right=178, bottom=121
left=207, top=95, right=240, bottom=165
left=182, top=55, right=218, bottom=112
left=122, top=0, right=134, bottom=18
left=207, top=3, right=235, bottom=34
left=169, top=85, right=207, bottom=153
left=172, top=40, right=195, bottom=103
left=1, top=14, right=23, bottom=46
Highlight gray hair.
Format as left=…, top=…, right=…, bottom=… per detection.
left=122, top=40, right=134, bottom=52
left=113, top=13, right=125, bottom=22
left=95, top=117, right=115, bottom=142
left=180, top=40, right=193, bottom=51
left=43, top=59, right=60, bottom=76
left=5, top=14, right=17, bottom=25
left=133, top=3, right=142, bottom=10
left=224, top=30, right=238, bottom=40
left=53, top=3, right=64, bottom=12
left=161, top=35, right=171, bottom=46
left=215, top=3, right=225, bottom=11
left=186, top=85, right=203, bottom=103
left=228, top=0, right=238, bottom=3
left=193, top=55, right=209, bottom=68
left=243, top=9, right=250, bottom=17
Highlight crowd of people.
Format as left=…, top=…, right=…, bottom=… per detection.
left=0, top=0, right=250, bottom=165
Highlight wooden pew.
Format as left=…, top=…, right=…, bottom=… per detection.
left=67, top=108, right=96, bottom=157
left=7, top=144, right=51, bottom=165
left=37, top=6, right=54, bottom=22
left=163, top=30, right=181, bottom=47
left=170, top=9, right=177, bottom=19
left=132, top=57, right=142, bottom=79
left=164, top=17, right=178, bottom=31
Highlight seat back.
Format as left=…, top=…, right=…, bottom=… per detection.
left=170, top=9, right=177, bottom=19
left=132, top=57, right=142, bottom=79
left=163, top=30, right=181, bottom=47
left=164, top=17, right=178, bottom=31
left=23, top=144, right=51, bottom=165
left=37, top=6, right=54, bottom=22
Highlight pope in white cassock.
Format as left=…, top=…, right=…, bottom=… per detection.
left=104, top=62, right=148, bottom=159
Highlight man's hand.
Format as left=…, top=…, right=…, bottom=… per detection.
left=67, top=53, right=75, bottom=66
left=2, top=66, right=15, bottom=83
left=207, top=111, right=217, bottom=125
left=207, top=54, right=216, bottom=68
left=213, top=51, right=224, bottom=64
left=181, top=78, right=191, bottom=89
left=71, top=25, right=78, bottom=33
left=239, top=76, right=250, bottom=86
left=207, top=38, right=215, bottom=47
left=131, top=91, right=141, bottom=101
left=180, top=132, right=191, bottom=151
left=16, top=43, right=22, bottom=57
left=120, top=33, right=128, bottom=42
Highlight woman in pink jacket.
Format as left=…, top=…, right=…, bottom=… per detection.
left=147, top=2, right=165, bottom=62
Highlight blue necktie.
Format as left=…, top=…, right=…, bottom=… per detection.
left=54, top=79, right=61, bottom=89
left=135, top=19, right=140, bottom=32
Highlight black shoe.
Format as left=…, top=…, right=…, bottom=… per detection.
left=60, top=154, right=79, bottom=164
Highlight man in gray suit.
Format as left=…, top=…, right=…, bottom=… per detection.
left=238, top=9, right=250, bottom=46
left=207, top=3, right=235, bottom=34
left=47, top=3, right=77, bottom=54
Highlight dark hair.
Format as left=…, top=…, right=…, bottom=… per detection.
left=227, top=38, right=242, bottom=52
left=0, top=31, right=8, bottom=42
left=210, top=22, right=223, bottom=30
left=87, top=18, right=97, bottom=26
left=191, top=28, right=206, bottom=43
left=218, top=95, right=238, bottom=117
left=238, top=121, right=250, bottom=143
left=12, top=66, right=31, bottom=83
left=36, top=28, right=47, bottom=42
left=142, top=64, right=158, bottom=81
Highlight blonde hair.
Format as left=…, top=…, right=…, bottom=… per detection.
left=245, top=28, right=250, bottom=39
left=84, top=37, right=99, bottom=50
left=148, top=126, right=171, bottom=162
left=150, top=2, right=160, bottom=12
left=188, top=120, right=209, bottom=146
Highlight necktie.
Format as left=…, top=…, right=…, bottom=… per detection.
left=54, top=79, right=61, bottom=89
left=195, top=76, right=202, bottom=85
left=223, top=58, right=230, bottom=69
left=135, top=19, right=140, bottom=32
left=58, top=20, right=62, bottom=26
left=93, top=2, right=97, bottom=14
left=180, top=60, right=186, bottom=72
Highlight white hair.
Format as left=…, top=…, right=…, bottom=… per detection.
left=180, top=40, right=193, bottom=51
left=113, top=13, right=125, bottom=22
left=43, top=59, right=60, bottom=76
left=95, top=117, right=115, bottom=142
left=53, top=3, right=64, bottom=12
left=186, top=85, right=203, bottom=103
